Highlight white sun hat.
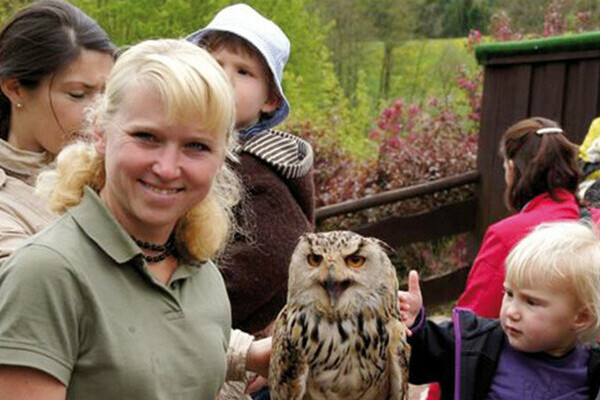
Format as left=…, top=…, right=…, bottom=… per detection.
left=186, top=3, right=290, bottom=127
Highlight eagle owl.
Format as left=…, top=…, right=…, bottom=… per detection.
left=269, top=231, right=410, bottom=400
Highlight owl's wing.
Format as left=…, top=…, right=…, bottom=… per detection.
left=387, top=319, right=411, bottom=400
left=269, top=308, right=309, bottom=400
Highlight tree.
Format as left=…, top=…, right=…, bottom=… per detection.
left=72, top=0, right=229, bottom=45
left=313, top=0, right=372, bottom=100
left=442, top=0, right=491, bottom=37
left=415, top=0, right=494, bottom=38
left=365, top=0, right=417, bottom=99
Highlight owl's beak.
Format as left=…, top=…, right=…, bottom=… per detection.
left=324, top=274, right=352, bottom=304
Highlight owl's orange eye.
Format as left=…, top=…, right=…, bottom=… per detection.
left=345, top=254, right=365, bottom=268
left=307, top=253, right=323, bottom=267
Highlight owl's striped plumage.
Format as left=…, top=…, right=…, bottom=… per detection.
left=269, top=231, right=410, bottom=400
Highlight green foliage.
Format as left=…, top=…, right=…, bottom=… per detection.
left=415, top=0, right=494, bottom=37
left=359, top=38, right=479, bottom=113
left=493, top=0, right=600, bottom=35
left=71, top=0, right=223, bottom=44
left=314, top=0, right=418, bottom=101
left=250, top=0, right=344, bottom=132
left=0, top=0, right=29, bottom=21
left=314, top=0, right=370, bottom=99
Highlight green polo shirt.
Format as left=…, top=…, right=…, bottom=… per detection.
left=0, top=187, right=231, bottom=400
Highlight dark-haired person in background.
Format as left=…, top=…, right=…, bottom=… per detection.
left=0, top=0, right=114, bottom=264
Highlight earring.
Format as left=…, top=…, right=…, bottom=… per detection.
left=15, top=103, right=23, bottom=109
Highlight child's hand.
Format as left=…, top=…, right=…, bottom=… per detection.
left=398, top=270, right=422, bottom=329
left=245, top=375, right=268, bottom=394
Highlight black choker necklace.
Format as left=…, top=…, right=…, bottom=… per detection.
left=132, top=234, right=176, bottom=263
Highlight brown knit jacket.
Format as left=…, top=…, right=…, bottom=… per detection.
left=218, top=130, right=315, bottom=334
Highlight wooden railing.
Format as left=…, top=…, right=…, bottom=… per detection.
left=316, top=171, right=480, bottom=221
left=315, top=171, right=480, bottom=308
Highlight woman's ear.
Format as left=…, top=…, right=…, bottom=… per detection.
left=0, top=77, right=25, bottom=105
left=92, top=118, right=106, bottom=155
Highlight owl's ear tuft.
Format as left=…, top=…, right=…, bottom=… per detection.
left=373, top=238, right=396, bottom=255
left=299, top=232, right=315, bottom=246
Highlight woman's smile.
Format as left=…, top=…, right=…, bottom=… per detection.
left=139, top=180, right=185, bottom=196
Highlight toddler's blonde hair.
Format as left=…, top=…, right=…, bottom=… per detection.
left=505, top=220, right=600, bottom=343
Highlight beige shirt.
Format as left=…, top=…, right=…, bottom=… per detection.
left=0, top=139, right=55, bottom=265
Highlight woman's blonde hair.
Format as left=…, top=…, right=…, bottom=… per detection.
left=37, top=38, right=241, bottom=261
left=505, top=220, right=600, bottom=343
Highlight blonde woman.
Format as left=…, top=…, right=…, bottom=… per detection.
left=0, top=39, right=268, bottom=400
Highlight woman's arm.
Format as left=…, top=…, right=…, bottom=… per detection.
left=0, top=366, right=66, bottom=400
left=245, top=336, right=271, bottom=377
left=0, top=245, right=84, bottom=390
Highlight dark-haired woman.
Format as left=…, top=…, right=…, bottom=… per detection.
left=0, top=0, right=114, bottom=263
left=457, top=117, right=600, bottom=317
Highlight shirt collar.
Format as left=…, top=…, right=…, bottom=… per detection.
left=69, top=186, right=141, bottom=264
left=68, top=187, right=206, bottom=281
left=521, top=188, right=574, bottom=213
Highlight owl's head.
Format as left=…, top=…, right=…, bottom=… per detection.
left=287, top=231, right=398, bottom=314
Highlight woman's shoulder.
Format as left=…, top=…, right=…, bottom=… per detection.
left=188, top=258, right=227, bottom=286
left=492, top=192, right=578, bottom=231
left=0, top=168, right=55, bottom=238
left=487, top=211, right=537, bottom=238
left=0, top=168, right=43, bottom=208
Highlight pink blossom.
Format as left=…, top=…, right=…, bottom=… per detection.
left=427, top=97, right=439, bottom=107
left=368, top=130, right=380, bottom=140
left=468, top=113, right=480, bottom=121
left=393, top=99, right=404, bottom=111
left=386, top=136, right=402, bottom=149
left=408, top=104, right=421, bottom=116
